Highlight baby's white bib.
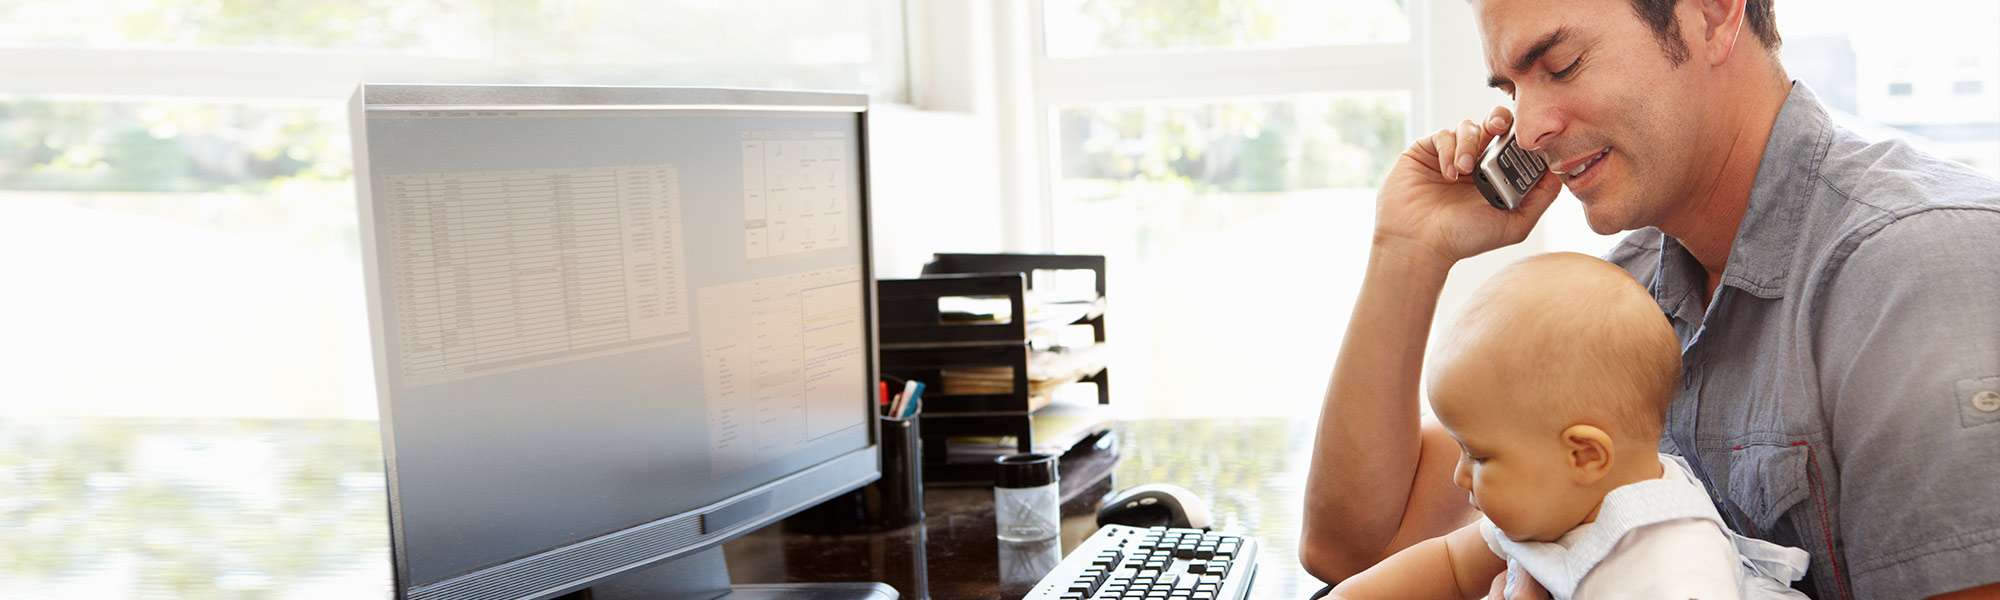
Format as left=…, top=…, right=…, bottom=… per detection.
left=1478, top=453, right=1811, bottom=600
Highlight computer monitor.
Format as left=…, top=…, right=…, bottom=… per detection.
left=350, top=84, right=891, bottom=599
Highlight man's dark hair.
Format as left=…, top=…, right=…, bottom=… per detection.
left=1629, top=0, right=1782, bottom=65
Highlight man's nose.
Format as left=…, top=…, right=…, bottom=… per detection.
left=1512, top=91, right=1564, bottom=154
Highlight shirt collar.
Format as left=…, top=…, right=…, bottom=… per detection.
left=1657, top=81, right=1831, bottom=302
left=1651, top=235, right=1708, bottom=326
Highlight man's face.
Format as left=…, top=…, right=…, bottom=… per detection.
left=1475, top=0, right=1713, bottom=235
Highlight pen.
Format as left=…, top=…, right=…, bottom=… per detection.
left=900, top=380, right=925, bottom=420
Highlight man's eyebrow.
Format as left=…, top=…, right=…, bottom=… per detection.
left=1486, top=26, right=1572, bottom=89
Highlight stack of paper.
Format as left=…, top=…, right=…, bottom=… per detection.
left=939, top=343, right=1108, bottom=401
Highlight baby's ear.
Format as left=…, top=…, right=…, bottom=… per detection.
left=1559, top=424, right=1615, bottom=484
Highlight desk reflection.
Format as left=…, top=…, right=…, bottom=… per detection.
left=0, top=417, right=1320, bottom=598
left=726, top=418, right=1322, bottom=599
left=996, top=538, right=1062, bottom=588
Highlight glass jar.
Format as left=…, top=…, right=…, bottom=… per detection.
left=993, top=453, right=1060, bottom=542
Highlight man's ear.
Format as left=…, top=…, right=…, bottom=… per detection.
left=1689, top=0, right=1747, bottom=67
left=1559, top=424, right=1615, bottom=485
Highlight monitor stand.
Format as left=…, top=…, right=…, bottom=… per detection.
left=562, top=546, right=897, bottom=600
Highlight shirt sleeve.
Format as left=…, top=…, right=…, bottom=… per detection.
left=1813, top=208, right=2000, bottom=598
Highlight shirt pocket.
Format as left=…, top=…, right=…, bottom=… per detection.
left=1725, top=443, right=1811, bottom=537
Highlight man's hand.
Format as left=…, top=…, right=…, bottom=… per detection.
left=1373, top=106, right=1561, bottom=267
left=1486, top=562, right=1551, bottom=600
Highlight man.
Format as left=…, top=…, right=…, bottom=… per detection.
left=1300, top=0, right=2000, bottom=598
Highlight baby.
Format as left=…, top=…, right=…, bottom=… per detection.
left=1329, top=253, right=1810, bottom=600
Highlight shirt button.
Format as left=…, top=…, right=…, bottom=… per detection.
left=1974, top=390, right=2000, bottom=413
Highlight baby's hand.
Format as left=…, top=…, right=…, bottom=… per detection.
left=1486, top=561, right=1550, bottom=600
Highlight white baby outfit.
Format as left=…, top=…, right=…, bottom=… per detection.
left=1478, top=453, right=1812, bottom=599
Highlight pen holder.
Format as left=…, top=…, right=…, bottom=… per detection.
left=785, top=414, right=925, bottom=534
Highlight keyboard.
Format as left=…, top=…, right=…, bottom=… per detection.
left=1025, top=525, right=1258, bottom=600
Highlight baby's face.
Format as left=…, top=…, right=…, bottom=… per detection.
left=1431, top=362, right=1605, bottom=542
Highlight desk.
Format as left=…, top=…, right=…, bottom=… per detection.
left=725, top=418, right=1323, bottom=599
left=0, top=417, right=1322, bottom=598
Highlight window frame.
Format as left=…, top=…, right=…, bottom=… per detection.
left=0, top=4, right=912, bottom=103
left=1011, top=0, right=1438, bottom=250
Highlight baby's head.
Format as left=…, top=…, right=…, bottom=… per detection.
left=1427, top=252, right=1680, bottom=542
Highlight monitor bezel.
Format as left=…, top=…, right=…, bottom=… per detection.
left=350, top=83, right=883, bottom=600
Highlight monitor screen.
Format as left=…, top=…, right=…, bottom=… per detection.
left=354, top=87, right=876, bottom=595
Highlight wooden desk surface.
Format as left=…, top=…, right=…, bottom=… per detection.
left=0, top=417, right=1323, bottom=598
left=724, top=418, right=1324, bottom=599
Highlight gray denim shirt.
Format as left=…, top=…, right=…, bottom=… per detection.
left=1606, top=83, right=2000, bottom=599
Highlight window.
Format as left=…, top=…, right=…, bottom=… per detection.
left=1775, top=0, right=1999, bottom=178
left=1050, top=94, right=1408, bottom=421
left=1026, top=0, right=1420, bottom=429
left=2, top=0, right=909, bottom=421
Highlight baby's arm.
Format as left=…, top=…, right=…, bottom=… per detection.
left=1326, top=521, right=1508, bottom=600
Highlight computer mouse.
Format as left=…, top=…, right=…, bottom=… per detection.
left=1095, top=483, right=1213, bottom=530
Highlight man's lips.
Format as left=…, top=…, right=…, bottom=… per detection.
left=1551, top=147, right=1611, bottom=180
